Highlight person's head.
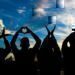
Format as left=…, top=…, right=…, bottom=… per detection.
left=20, top=37, right=30, bottom=49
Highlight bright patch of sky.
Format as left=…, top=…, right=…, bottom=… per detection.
left=0, top=0, right=75, bottom=49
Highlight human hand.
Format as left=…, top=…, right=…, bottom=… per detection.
left=45, top=25, right=50, bottom=35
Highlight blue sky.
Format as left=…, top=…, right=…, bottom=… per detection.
left=0, top=0, right=75, bottom=49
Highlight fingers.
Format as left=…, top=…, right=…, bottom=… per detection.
left=18, top=26, right=31, bottom=34
left=45, top=25, right=50, bottom=33
left=19, top=26, right=30, bottom=33
left=22, top=28, right=27, bottom=33
left=51, top=25, right=56, bottom=34
left=25, top=26, right=31, bottom=32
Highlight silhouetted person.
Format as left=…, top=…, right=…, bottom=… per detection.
left=40, top=25, right=61, bottom=75
left=62, top=30, right=75, bottom=75
left=10, top=26, right=41, bottom=75
left=0, top=28, right=12, bottom=64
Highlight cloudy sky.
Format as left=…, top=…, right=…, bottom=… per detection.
left=0, top=0, right=75, bottom=49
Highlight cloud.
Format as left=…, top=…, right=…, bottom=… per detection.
left=34, top=0, right=56, bottom=17
left=34, top=12, right=73, bottom=48
left=65, top=0, right=75, bottom=9
left=17, top=9, right=25, bottom=14
left=56, top=13, right=75, bottom=28
left=55, top=10, right=75, bottom=48
left=57, top=0, right=64, bottom=8
left=0, top=19, right=15, bottom=35
left=38, top=0, right=52, bottom=9
left=53, top=0, right=75, bottom=49
left=17, top=7, right=26, bottom=14
left=5, top=29, right=15, bottom=35
left=56, top=0, right=75, bottom=9
left=35, top=8, right=46, bottom=17
left=39, top=3, right=51, bottom=9
left=34, top=26, right=64, bottom=49
left=54, top=26, right=71, bottom=49
left=0, top=19, right=5, bottom=28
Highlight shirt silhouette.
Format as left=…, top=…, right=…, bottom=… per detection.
left=40, top=25, right=61, bottom=75
left=62, top=30, right=75, bottom=75
left=10, top=27, right=41, bottom=75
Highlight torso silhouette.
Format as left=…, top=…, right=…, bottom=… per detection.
left=40, top=26, right=61, bottom=75
left=10, top=27, right=41, bottom=74
left=13, top=49, right=28, bottom=64
left=62, top=32, right=75, bottom=75
left=12, top=47, right=39, bottom=65
left=11, top=42, right=40, bottom=75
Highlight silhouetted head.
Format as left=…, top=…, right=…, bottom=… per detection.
left=20, top=37, right=30, bottom=49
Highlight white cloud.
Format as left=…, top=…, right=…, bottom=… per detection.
left=17, top=9, right=25, bottom=14
left=65, top=0, right=75, bottom=9
left=5, top=29, right=15, bottom=35
left=38, top=0, right=52, bottom=8
left=55, top=12, right=75, bottom=49
left=56, top=13, right=75, bottom=28
left=56, top=0, right=75, bottom=42
left=58, top=0, right=64, bottom=8
left=0, top=19, right=5, bottom=35
left=35, top=0, right=55, bottom=17
left=0, top=19, right=5, bottom=28
left=0, top=19, right=15, bottom=36
left=17, top=7, right=26, bottom=14
left=54, top=26, right=71, bottom=49
left=55, top=0, right=75, bottom=49
left=35, top=26, right=66, bottom=49
left=35, top=8, right=46, bottom=17
left=27, top=0, right=75, bottom=49
left=39, top=3, right=51, bottom=9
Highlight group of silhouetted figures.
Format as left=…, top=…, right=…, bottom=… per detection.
left=0, top=25, right=75, bottom=75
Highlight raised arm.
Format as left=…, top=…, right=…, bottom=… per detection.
left=45, top=25, right=51, bottom=38
left=40, top=26, right=50, bottom=48
left=10, top=27, right=28, bottom=50
left=41, top=25, right=52, bottom=48
left=10, top=27, right=23, bottom=50
left=10, top=31, right=19, bottom=50
left=26, top=27, right=41, bottom=49
left=2, top=28, right=11, bottom=53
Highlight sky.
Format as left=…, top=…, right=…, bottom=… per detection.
left=0, top=0, right=75, bottom=49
